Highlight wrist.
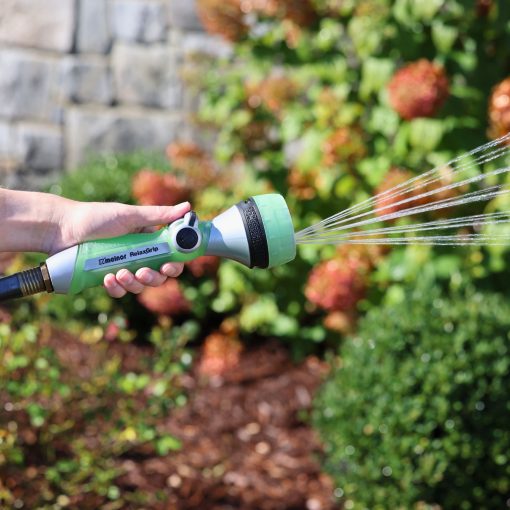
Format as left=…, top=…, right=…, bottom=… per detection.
left=0, top=189, right=72, bottom=254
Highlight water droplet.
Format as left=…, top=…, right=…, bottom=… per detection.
left=475, top=401, right=485, bottom=411
left=306, top=498, right=321, bottom=510
left=57, top=495, right=70, bottom=506
left=181, top=352, right=192, bottom=366
left=345, top=445, right=355, bottom=455
left=334, top=488, right=344, bottom=498
left=49, top=184, right=62, bottom=195
left=74, top=298, right=86, bottom=312
left=363, top=424, right=374, bottom=435
left=421, top=353, right=431, bottom=363
left=443, top=321, right=454, bottom=333
left=382, top=466, right=392, bottom=477
left=445, top=419, right=455, bottom=429
left=414, top=444, right=424, bottom=455
left=496, top=454, right=507, bottom=465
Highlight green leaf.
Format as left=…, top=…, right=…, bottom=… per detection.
left=296, top=129, right=328, bottom=172
left=411, top=0, right=444, bottom=20
left=360, top=59, right=395, bottom=100
left=348, top=17, right=384, bottom=57
left=156, top=435, right=182, bottom=455
left=431, top=22, right=458, bottom=53
left=239, top=297, right=279, bottom=332
left=409, top=119, right=444, bottom=152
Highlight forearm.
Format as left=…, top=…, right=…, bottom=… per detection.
left=0, top=189, right=71, bottom=254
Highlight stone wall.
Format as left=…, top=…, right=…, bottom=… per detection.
left=0, top=0, right=229, bottom=189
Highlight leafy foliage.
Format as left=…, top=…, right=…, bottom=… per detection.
left=0, top=318, right=194, bottom=508
left=194, top=0, right=510, bottom=352
left=313, top=281, right=510, bottom=509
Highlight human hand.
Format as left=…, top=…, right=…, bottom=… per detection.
left=50, top=200, right=191, bottom=298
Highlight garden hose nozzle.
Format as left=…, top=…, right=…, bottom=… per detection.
left=0, top=194, right=296, bottom=302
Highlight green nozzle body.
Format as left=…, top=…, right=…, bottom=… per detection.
left=46, top=212, right=211, bottom=295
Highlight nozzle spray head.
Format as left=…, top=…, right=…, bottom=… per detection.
left=205, top=193, right=296, bottom=269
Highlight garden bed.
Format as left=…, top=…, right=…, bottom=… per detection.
left=1, top=325, right=339, bottom=510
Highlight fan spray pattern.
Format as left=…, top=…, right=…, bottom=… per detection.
left=295, top=134, right=510, bottom=247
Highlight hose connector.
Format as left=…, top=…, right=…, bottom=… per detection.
left=0, top=263, right=53, bottom=302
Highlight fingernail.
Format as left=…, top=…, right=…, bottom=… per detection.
left=104, top=274, right=117, bottom=287
left=143, top=271, right=153, bottom=283
left=161, top=263, right=177, bottom=276
left=120, top=270, right=133, bottom=283
left=174, top=202, right=190, bottom=213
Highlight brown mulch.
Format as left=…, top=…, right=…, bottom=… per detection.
left=117, top=341, right=340, bottom=510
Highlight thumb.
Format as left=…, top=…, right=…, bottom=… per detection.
left=127, top=202, right=191, bottom=228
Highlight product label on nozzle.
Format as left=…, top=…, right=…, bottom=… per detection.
left=83, top=243, right=171, bottom=271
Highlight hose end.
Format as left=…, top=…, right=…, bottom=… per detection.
left=0, top=264, right=53, bottom=302
left=18, top=264, right=53, bottom=297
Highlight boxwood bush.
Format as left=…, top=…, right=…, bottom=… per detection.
left=313, top=281, right=510, bottom=509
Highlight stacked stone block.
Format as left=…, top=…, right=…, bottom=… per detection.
left=0, top=0, right=229, bottom=189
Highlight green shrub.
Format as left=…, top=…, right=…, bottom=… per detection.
left=313, top=281, right=510, bottom=509
left=57, top=152, right=170, bottom=204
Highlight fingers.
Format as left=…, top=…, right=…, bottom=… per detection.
left=161, top=262, right=184, bottom=278
left=127, top=202, right=191, bottom=229
left=104, top=273, right=127, bottom=298
left=104, top=269, right=144, bottom=298
left=104, top=264, right=184, bottom=298
left=135, top=268, right=167, bottom=287
left=118, top=268, right=147, bottom=294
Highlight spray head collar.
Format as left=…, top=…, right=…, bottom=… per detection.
left=204, top=193, right=296, bottom=269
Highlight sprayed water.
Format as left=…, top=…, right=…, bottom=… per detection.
left=295, top=134, right=510, bottom=247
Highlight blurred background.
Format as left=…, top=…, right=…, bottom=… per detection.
left=1, top=1, right=510, bottom=509
left=0, top=0, right=230, bottom=189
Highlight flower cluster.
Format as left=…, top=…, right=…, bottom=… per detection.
left=246, top=75, right=297, bottom=115
left=388, top=59, right=449, bottom=120
left=197, top=331, right=243, bottom=377
left=132, top=169, right=190, bottom=206
left=166, top=141, right=217, bottom=189
left=243, top=0, right=317, bottom=26
left=374, top=165, right=461, bottom=220
left=489, top=77, right=510, bottom=142
left=287, top=166, right=320, bottom=200
left=374, top=168, right=414, bottom=217
left=137, top=279, right=190, bottom=316
left=196, top=0, right=247, bottom=42
left=186, top=256, right=221, bottom=278
left=322, top=126, right=366, bottom=167
left=305, top=257, right=367, bottom=313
